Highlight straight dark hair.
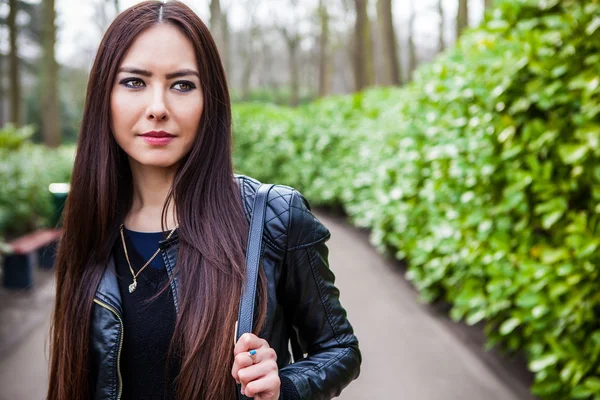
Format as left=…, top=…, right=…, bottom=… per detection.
left=47, top=1, right=268, bottom=398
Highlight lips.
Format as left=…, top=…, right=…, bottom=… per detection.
left=140, top=130, right=175, bottom=138
left=139, top=130, right=175, bottom=146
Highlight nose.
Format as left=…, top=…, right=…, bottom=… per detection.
left=146, top=89, right=170, bottom=121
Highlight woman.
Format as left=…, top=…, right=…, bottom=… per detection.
left=47, top=1, right=361, bottom=399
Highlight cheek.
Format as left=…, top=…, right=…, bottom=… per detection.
left=177, top=100, right=203, bottom=138
left=110, top=92, right=138, bottom=133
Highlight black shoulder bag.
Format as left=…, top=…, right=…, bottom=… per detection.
left=235, top=183, right=274, bottom=400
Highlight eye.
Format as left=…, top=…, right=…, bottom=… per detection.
left=172, top=81, right=196, bottom=92
left=120, top=78, right=145, bottom=89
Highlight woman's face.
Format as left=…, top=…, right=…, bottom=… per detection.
left=110, top=23, right=203, bottom=169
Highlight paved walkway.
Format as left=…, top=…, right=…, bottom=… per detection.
left=322, top=213, right=534, bottom=400
left=0, top=212, right=535, bottom=399
left=0, top=267, right=54, bottom=400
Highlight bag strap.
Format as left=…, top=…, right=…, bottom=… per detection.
left=235, top=183, right=274, bottom=342
left=235, top=183, right=274, bottom=400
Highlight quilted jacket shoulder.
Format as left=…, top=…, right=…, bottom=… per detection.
left=234, top=174, right=331, bottom=252
left=90, top=174, right=361, bottom=400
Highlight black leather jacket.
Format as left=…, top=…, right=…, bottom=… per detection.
left=90, top=174, right=362, bottom=399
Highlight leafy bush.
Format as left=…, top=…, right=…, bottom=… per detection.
left=0, top=124, right=74, bottom=238
left=233, top=0, right=600, bottom=398
left=0, top=123, right=35, bottom=150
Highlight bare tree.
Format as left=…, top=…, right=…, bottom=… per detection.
left=279, top=26, right=300, bottom=106
left=41, top=0, right=61, bottom=147
left=273, top=0, right=303, bottom=106
left=258, top=33, right=280, bottom=98
left=210, top=0, right=230, bottom=78
left=318, top=0, right=331, bottom=96
left=239, top=1, right=260, bottom=100
left=92, top=0, right=111, bottom=35
left=456, top=0, right=469, bottom=39
left=438, top=0, right=445, bottom=52
left=223, top=8, right=231, bottom=77
left=339, top=0, right=357, bottom=93
left=8, top=0, right=21, bottom=126
left=376, top=0, right=400, bottom=86
left=408, top=0, right=417, bottom=80
left=353, top=0, right=374, bottom=91
left=0, top=55, right=4, bottom=126
left=2, top=0, right=43, bottom=127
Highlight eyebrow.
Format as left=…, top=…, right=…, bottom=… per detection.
left=117, top=67, right=200, bottom=80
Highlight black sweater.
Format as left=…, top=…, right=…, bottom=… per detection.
left=113, top=229, right=300, bottom=399
left=114, top=229, right=180, bottom=400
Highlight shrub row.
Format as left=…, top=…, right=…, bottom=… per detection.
left=233, top=0, right=600, bottom=398
left=0, top=124, right=74, bottom=239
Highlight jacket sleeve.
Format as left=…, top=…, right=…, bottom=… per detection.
left=278, top=189, right=362, bottom=400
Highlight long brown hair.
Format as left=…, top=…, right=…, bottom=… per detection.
left=47, top=1, right=268, bottom=398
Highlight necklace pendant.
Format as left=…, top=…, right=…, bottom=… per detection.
left=128, top=281, right=137, bottom=293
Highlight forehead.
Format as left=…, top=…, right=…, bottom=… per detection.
left=119, top=23, right=198, bottom=71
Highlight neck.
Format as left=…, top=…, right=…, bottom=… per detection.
left=125, top=159, right=179, bottom=232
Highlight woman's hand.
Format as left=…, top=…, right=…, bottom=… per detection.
left=232, top=333, right=281, bottom=399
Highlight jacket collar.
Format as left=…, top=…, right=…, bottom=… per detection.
left=94, top=232, right=181, bottom=314
left=94, top=174, right=248, bottom=309
left=95, top=254, right=123, bottom=315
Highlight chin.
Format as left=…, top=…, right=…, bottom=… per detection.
left=134, top=154, right=182, bottom=169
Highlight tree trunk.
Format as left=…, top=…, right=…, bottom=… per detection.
left=260, top=38, right=278, bottom=100
left=377, top=0, right=400, bottom=86
left=41, top=0, right=61, bottom=147
left=278, top=22, right=301, bottom=107
left=288, top=39, right=299, bottom=107
left=210, top=0, right=229, bottom=78
left=408, top=0, right=417, bottom=80
left=0, top=55, right=5, bottom=127
left=240, top=23, right=259, bottom=101
left=318, top=0, right=331, bottom=97
left=113, top=0, right=120, bottom=13
left=438, top=0, right=445, bottom=52
left=353, top=0, right=374, bottom=91
left=241, top=56, right=252, bottom=101
left=456, top=0, right=468, bottom=39
left=222, top=10, right=231, bottom=80
left=93, top=0, right=110, bottom=35
left=8, top=0, right=21, bottom=127
left=484, top=0, right=493, bottom=9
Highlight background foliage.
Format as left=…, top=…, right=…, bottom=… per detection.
left=0, top=124, right=74, bottom=238
left=4, top=0, right=600, bottom=397
left=234, top=0, right=600, bottom=398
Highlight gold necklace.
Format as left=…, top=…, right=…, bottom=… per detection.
left=119, top=223, right=179, bottom=293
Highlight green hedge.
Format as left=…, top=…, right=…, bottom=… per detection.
left=0, top=124, right=74, bottom=238
left=233, top=0, right=600, bottom=398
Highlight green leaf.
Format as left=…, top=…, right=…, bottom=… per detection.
left=540, top=248, right=570, bottom=264
left=585, top=377, right=600, bottom=392
left=542, top=211, right=564, bottom=229
left=499, top=317, right=521, bottom=335
left=466, top=309, right=487, bottom=326
left=572, top=385, right=594, bottom=398
left=558, top=144, right=589, bottom=164
left=530, top=354, right=559, bottom=372
left=586, top=17, right=600, bottom=36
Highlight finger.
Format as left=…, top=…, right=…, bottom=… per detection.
left=238, top=360, right=278, bottom=387
left=237, top=359, right=278, bottom=384
left=231, top=351, right=254, bottom=383
left=234, top=333, right=268, bottom=357
left=239, top=364, right=269, bottom=390
left=245, top=373, right=281, bottom=399
left=232, top=345, right=278, bottom=383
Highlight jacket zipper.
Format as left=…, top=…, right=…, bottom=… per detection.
left=93, top=298, right=124, bottom=400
